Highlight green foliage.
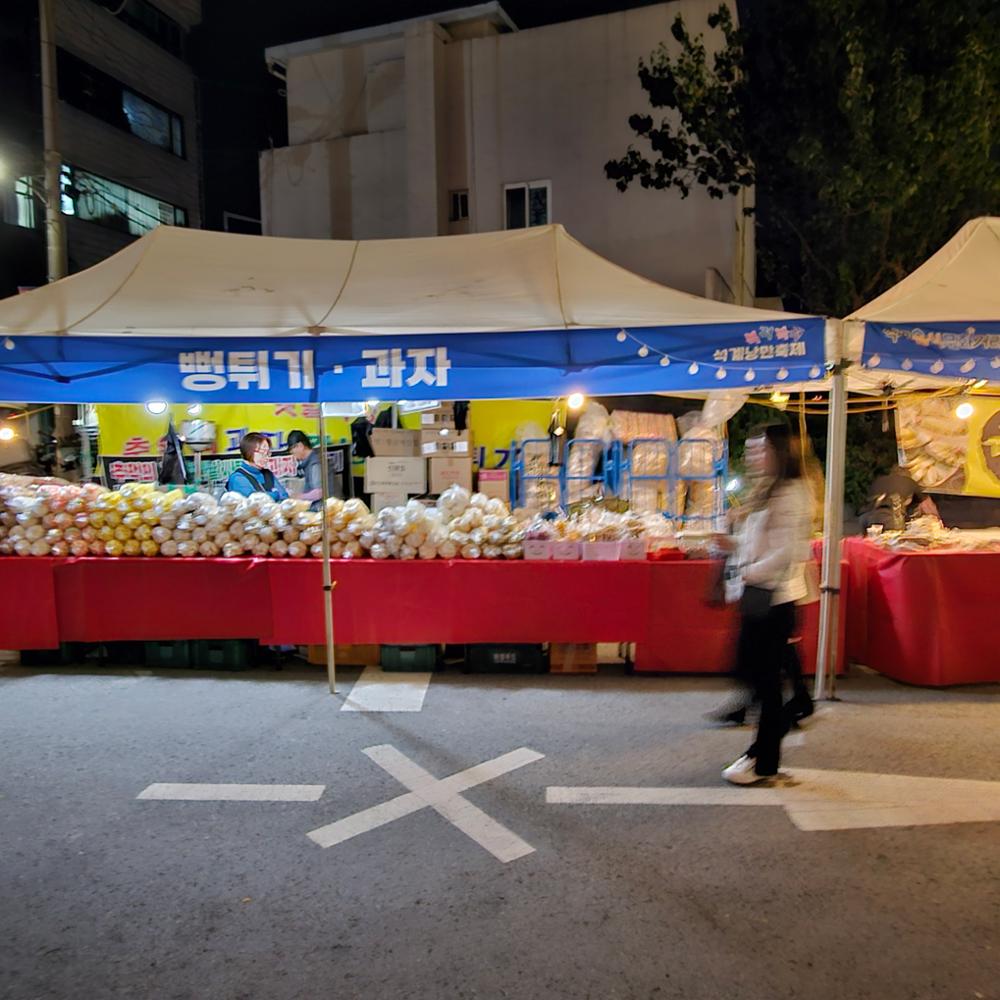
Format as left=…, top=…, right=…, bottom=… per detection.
left=606, top=0, right=1000, bottom=316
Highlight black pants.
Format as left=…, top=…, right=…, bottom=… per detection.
left=735, top=601, right=796, bottom=776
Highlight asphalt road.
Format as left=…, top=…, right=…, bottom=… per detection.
left=1, top=661, right=998, bottom=1000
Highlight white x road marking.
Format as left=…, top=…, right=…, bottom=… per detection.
left=307, top=745, right=544, bottom=863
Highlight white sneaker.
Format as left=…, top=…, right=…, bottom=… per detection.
left=722, top=755, right=772, bottom=786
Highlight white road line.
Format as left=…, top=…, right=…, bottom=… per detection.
left=306, top=744, right=543, bottom=862
left=138, top=783, right=325, bottom=802
left=340, top=666, right=433, bottom=712
left=546, top=787, right=783, bottom=806
left=547, top=768, right=1000, bottom=832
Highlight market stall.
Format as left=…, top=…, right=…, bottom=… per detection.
left=0, top=224, right=829, bottom=685
left=819, top=217, right=1000, bottom=688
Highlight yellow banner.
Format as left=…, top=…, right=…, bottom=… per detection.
left=898, top=396, right=1000, bottom=497
left=96, top=400, right=557, bottom=471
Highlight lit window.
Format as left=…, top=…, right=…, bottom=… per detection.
left=504, top=181, right=551, bottom=229
left=15, top=177, right=36, bottom=228
left=60, top=165, right=187, bottom=236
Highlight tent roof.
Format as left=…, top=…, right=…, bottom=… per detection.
left=0, top=223, right=813, bottom=338
left=848, top=216, right=1000, bottom=324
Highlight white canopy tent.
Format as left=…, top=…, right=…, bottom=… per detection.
left=814, top=217, right=1000, bottom=698
left=0, top=223, right=829, bottom=693
left=0, top=223, right=810, bottom=337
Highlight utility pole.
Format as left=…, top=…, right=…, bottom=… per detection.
left=39, top=0, right=66, bottom=283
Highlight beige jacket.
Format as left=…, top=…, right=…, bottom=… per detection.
left=738, top=479, right=813, bottom=605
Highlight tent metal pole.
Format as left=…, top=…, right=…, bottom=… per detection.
left=317, top=404, right=336, bottom=694
left=814, top=320, right=848, bottom=701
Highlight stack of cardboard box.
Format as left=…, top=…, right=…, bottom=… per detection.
left=364, top=406, right=474, bottom=503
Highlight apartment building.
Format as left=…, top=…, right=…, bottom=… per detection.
left=260, top=1, right=753, bottom=304
left=0, top=0, right=202, bottom=296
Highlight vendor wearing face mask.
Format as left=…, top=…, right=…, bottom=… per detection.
left=225, top=432, right=288, bottom=501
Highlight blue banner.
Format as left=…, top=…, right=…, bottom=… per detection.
left=0, top=319, right=826, bottom=403
left=862, top=321, right=1000, bottom=380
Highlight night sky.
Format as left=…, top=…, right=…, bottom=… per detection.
left=194, top=0, right=666, bottom=230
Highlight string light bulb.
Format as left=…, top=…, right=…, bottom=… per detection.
left=956, top=401, right=974, bottom=420
left=960, top=359, right=976, bottom=374
left=659, top=356, right=670, bottom=367
left=0, top=426, right=14, bottom=442
left=3, top=338, right=14, bottom=351
left=144, top=400, right=168, bottom=416
left=715, top=368, right=726, bottom=380
left=567, top=392, right=585, bottom=411
left=687, top=362, right=699, bottom=375
left=616, top=330, right=628, bottom=343
left=637, top=345, right=649, bottom=358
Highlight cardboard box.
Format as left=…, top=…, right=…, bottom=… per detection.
left=549, top=643, right=598, bottom=674
left=551, top=540, right=581, bottom=561
left=307, top=644, right=380, bottom=667
left=523, top=539, right=553, bottom=561
left=581, top=541, right=622, bottom=561
left=371, top=429, right=420, bottom=457
left=420, top=404, right=456, bottom=429
left=420, top=429, right=472, bottom=456
left=371, top=492, right=407, bottom=513
left=477, top=468, right=509, bottom=502
left=364, top=457, right=427, bottom=494
left=427, top=455, right=473, bottom=493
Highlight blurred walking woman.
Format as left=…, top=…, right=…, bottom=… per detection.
left=720, top=424, right=812, bottom=786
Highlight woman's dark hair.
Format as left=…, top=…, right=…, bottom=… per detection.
left=239, top=432, right=270, bottom=461
left=749, top=422, right=802, bottom=482
left=286, top=430, right=312, bottom=450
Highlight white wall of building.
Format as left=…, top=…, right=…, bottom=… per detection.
left=262, top=1, right=753, bottom=303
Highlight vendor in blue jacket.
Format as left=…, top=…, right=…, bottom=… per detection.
left=225, top=432, right=288, bottom=501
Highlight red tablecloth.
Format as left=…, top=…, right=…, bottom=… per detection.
left=0, top=556, right=846, bottom=677
left=52, top=558, right=273, bottom=643
left=0, top=558, right=60, bottom=649
left=843, top=537, right=1000, bottom=686
left=262, top=559, right=653, bottom=645
left=633, top=560, right=848, bottom=675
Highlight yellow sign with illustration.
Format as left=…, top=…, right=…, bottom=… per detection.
left=897, top=396, right=1000, bottom=497
left=96, top=400, right=556, bottom=470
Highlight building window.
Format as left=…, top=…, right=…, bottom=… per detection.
left=60, top=164, right=187, bottom=236
left=89, top=0, right=186, bottom=61
left=58, top=48, right=185, bottom=157
left=449, top=190, right=469, bottom=222
left=504, top=181, right=550, bottom=229
left=14, top=178, right=37, bottom=229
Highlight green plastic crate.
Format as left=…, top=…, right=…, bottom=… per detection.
left=463, top=644, right=547, bottom=674
left=191, top=639, right=254, bottom=671
left=20, top=642, right=91, bottom=667
left=144, top=640, right=192, bottom=669
left=380, top=644, right=440, bottom=672
left=102, top=641, right=146, bottom=666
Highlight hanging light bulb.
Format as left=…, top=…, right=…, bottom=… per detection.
left=867, top=355, right=881, bottom=368
left=2, top=338, right=14, bottom=351
left=776, top=368, right=789, bottom=381
left=901, top=358, right=913, bottom=370
left=956, top=401, right=974, bottom=420
left=637, top=345, right=649, bottom=358
left=715, top=368, right=726, bottom=380
left=809, top=366, right=821, bottom=379
left=659, top=355, right=670, bottom=367
left=0, top=425, right=14, bottom=442
left=687, top=362, right=699, bottom=375
left=744, top=369, right=756, bottom=382
left=930, top=360, right=944, bottom=374
left=144, top=400, right=168, bottom=416
left=616, top=330, right=628, bottom=343
left=567, top=392, right=585, bottom=410
left=186, top=403, right=203, bottom=416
